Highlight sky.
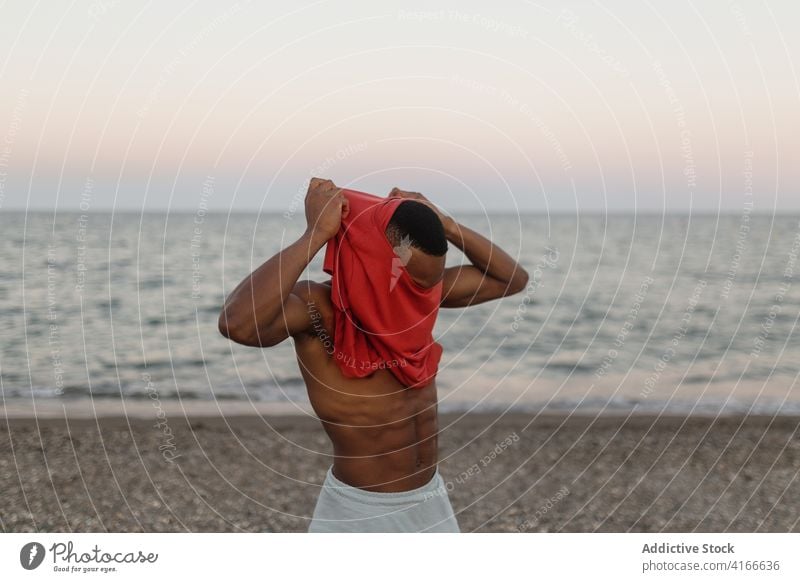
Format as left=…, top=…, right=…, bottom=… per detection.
left=0, top=0, right=798, bottom=213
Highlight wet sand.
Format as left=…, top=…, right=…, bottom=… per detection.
left=1, top=409, right=798, bottom=532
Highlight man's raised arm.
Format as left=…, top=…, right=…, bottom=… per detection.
left=218, top=178, right=348, bottom=347
left=440, top=220, right=529, bottom=307
left=387, top=188, right=528, bottom=308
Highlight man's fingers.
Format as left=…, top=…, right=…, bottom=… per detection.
left=309, top=177, right=337, bottom=194
left=389, top=187, right=425, bottom=201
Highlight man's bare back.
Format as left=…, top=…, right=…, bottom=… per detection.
left=293, top=280, right=439, bottom=492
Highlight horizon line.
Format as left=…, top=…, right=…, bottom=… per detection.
left=3, top=209, right=800, bottom=216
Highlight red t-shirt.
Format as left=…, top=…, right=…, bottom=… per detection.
left=322, top=189, right=443, bottom=388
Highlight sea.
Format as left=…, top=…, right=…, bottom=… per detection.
left=1, top=211, right=799, bottom=416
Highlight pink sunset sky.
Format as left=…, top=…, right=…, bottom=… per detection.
left=0, top=1, right=798, bottom=213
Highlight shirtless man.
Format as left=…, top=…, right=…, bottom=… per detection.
left=218, top=178, right=528, bottom=532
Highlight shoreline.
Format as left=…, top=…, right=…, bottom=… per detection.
left=4, top=410, right=799, bottom=437
left=3, top=397, right=798, bottom=423
left=1, top=397, right=316, bottom=421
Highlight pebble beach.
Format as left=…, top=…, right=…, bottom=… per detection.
left=2, top=409, right=798, bottom=533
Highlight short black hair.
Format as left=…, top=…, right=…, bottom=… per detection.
left=386, top=200, right=448, bottom=256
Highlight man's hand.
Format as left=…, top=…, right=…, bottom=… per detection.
left=306, top=178, right=349, bottom=245
left=388, top=187, right=456, bottom=237
left=218, top=178, right=346, bottom=347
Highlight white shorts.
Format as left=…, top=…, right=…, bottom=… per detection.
left=308, top=466, right=460, bottom=533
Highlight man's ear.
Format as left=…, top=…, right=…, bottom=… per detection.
left=393, top=235, right=413, bottom=266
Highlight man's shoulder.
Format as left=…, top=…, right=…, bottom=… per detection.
left=293, top=279, right=332, bottom=301
left=291, top=280, right=335, bottom=348
left=292, top=279, right=334, bottom=323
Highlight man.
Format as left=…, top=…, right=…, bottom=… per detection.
left=218, top=178, right=528, bottom=532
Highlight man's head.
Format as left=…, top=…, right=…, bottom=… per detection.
left=385, top=200, right=448, bottom=288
